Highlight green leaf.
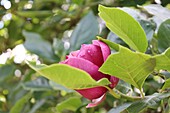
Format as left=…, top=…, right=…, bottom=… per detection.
left=56, top=97, right=81, bottom=112
left=142, top=4, right=170, bottom=22
left=49, top=81, right=74, bottom=93
left=28, top=99, right=46, bottom=113
left=98, top=5, right=148, bottom=52
left=154, top=48, right=170, bottom=71
left=0, top=64, right=15, bottom=83
left=107, top=32, right=128, bottom=47
left=162, top=78, right=170, bottom=90
left=29, top=63, right=111, bottom=89
left=97, top=36, right=119, bottom=51
left=22, top=77, right=52, bottom=91
left=100, top=46, right=155, bottom=90
left=108, top=103, right=131, bottom=113
left=157, top=19, right=170, bottom=52
left=10, top=92, right=32, bottom=113
left=127, top=92, right=170, bottom=113
left=16, top=11, right=52, bottom=18
left=115, top=80, right=132, bottom=94
left=139, top=20, right=155, bottom=41
left=23, top=30, right=59, bottom=63
left=70, top=11, right=98, bottom=51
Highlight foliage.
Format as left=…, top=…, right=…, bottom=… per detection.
left=0, top=0, right=170, bottom=113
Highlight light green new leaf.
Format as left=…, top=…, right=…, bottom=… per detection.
left=98, top=5, right=148, bottom=52
left=100, top=46, right=155, bottom=90
left=29, top=63, right=110, bottom=89
left=56, top=97, right=81, bottom=112
left=162, top=78, right=170, bottom=90
left=154, top=48, right=170, bottom=71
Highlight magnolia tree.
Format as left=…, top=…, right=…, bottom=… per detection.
left=26, top=4, right=170, bottom=113
left=1, top=1, right=170, bottom=113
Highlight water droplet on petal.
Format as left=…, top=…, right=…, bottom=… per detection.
left=87, top=50, right=91, bottom=53
left=80, top=54, right=85, bottom=57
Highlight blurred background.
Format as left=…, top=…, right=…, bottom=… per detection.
left=0, top=0, right=170, bottom=113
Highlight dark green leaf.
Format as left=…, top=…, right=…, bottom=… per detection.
left=108, top=103, right=131, bottom=113
left=107, top=32, right=128, bottom=47
left=99, top=5, right=148, bottom=52
left=127, top=92, right=170, bottom=113
left=49, top=81, right=74, bottom=93
left=28, top=99, right=46, bottom=113
left=157, top=19, right=170, bottom=52
left=16, top=11, right=52, bottom=18
left=0, top=64, right=15, bottom=83
left=115, top=80, right=132, bottom=94
left=139, top=20, right=155, bottom=41
left=10, top=92, right=32, bottom=113
left=142, top=4, right=170, bottom=21
left=22, top=77, right=52, bottom=91
left=23, top=30, right=59, bottom=63
left=70, top=11, right=98, bottom=51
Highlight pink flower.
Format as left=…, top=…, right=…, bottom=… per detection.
left=61, top=40, right=119, bottom=108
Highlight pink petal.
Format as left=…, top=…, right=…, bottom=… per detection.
left=66, top=50, right=80, bottom=59
left=86, top=94, right=106, bottom=108
left=109, top=76, right=119, bottom=89
left=77, top=44, right=104, bottom=67
left=92, top=40, right=111, bottom=61
left=76, top=87, right=107, bottom=100
left=62, top=57, right=109, bottom=81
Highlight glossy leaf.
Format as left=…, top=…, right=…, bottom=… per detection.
left=10, top=92, right=32, bottom=113
left=139, top=20, right=155, bottom=41
left=29, top=63, right=111, bottom=89
left=23, top=30, right=59, bottom=63
left=100, top=46, right=155, bottom=90
left=22, top=77, right=52, bottom=91
left=115, top=80, right=132, bottom=94
left=162, top=78, right=170, bottom=90
left=142, top=4, right=170, bottom=21
left=157, top=19, right=170, bottom=52
left=154, top=48, right=170, bottom=71
left=107, top=32, right=129, bottom=47
left=56, top=97, right=81, bottom=112
left=99, top=5, right=148, bottom=52
left=108, top=103, right=131, bottom=113
left=69, top=11, right=98, bottom=51
left=127, top=92, right=170, bottom=113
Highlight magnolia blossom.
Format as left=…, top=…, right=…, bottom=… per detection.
left=61, top=40, right=119, bottom=108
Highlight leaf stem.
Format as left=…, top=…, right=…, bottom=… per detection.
left=105, top=86, right=142, bottom=101
left=139, top=89, right=145, bottom=98
left=115, top=89, right=142, bottom=101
